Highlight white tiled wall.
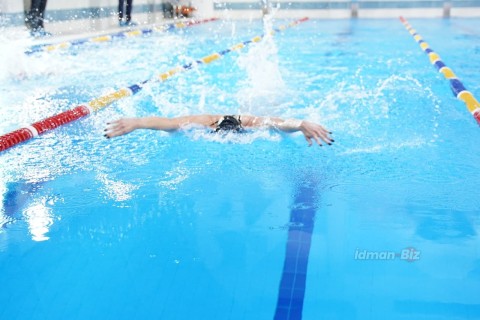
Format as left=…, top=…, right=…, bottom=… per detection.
left=2, top=0, right=215, bottom=13
left=1, top=0, right=479, bottom=18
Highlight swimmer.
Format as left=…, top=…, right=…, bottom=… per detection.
left=104, top=114, right=333, bottom=146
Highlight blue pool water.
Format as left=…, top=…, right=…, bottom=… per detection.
left=1, top=17, right=480, bottom=319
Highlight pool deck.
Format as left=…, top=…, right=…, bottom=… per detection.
left=4, top=12, right=179, bottom=45
left=4, top=6, right=480, bottom=45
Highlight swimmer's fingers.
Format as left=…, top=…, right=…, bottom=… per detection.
left=301, top=130, right=319, bottom=147
left=104, top=118, right=137, bottom=138
left=310, top=124, right=333, bottom=145
left=312, top=134, right=324, bottom=147
left=318, top=125, right=331, bottom=136
left=300, top=121, right=334, bottom=147
left=304, top=135, right=313, bottom=147
left=314, top=125, right=333, bottom=141
left=317, top=130, right=334, bottom=145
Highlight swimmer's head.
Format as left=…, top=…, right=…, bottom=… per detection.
left=215, top=116, right=244, bottom=133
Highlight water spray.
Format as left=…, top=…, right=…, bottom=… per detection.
left=0, top=18, right=309, bottom=152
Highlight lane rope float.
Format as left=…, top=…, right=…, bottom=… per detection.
left=399, top=16, right=480, bottom=126
left=25, top=18, right=217, bottom=55
left=0, top=17, right=309, bottom=152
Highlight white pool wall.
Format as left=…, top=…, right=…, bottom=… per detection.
left=1, top=0, right=479, bottom=35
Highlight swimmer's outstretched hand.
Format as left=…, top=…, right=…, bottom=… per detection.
left=298, top=120, right=333, bottom=147
left=104, top=118, right=139, bottom=138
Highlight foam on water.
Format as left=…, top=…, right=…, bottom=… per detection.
left=185, top=127, right=281, bottom=144
left=159, top=161, right=194, bottom=191
left=97, top=173, right=139, bottom=203
left=337, top=137, right=427, bottom=155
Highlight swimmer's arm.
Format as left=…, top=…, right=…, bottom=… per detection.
left=105, top=115, right=220, bottom=138
left=241, top=115, right=334, bottom=146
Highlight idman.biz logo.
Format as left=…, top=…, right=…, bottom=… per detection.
left=354, top=247, right=421, bottom=262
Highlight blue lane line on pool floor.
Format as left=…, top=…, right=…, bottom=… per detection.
left=274, top=181, right=318, bottom=320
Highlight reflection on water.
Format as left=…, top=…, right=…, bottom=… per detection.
left=412, top=208, right=477, bottom=241
left=1, top=180, right=56, bottom=241
left=24, top=198, right=55, bottom=241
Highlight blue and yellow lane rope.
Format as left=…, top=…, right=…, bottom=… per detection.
left=25, top=18, right=217, bottom=55
left=1, top=17, right=309, bottom=152
left=399, top=16, right=480, bottom=125
left=87, top=17, right=309, bottom=112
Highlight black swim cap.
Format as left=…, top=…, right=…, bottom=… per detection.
left=215, top=116, right=243, bottom=133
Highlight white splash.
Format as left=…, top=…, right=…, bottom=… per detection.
left=0, top=31, right=32, bottom=82
left=235, top=20, right=287, bottom=115
left=0, top=28, right=72, bottom=83
left=185, top=127, right=281, bottom=144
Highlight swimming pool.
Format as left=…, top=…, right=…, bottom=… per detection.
left=1, top=16, right=480, bottom=319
